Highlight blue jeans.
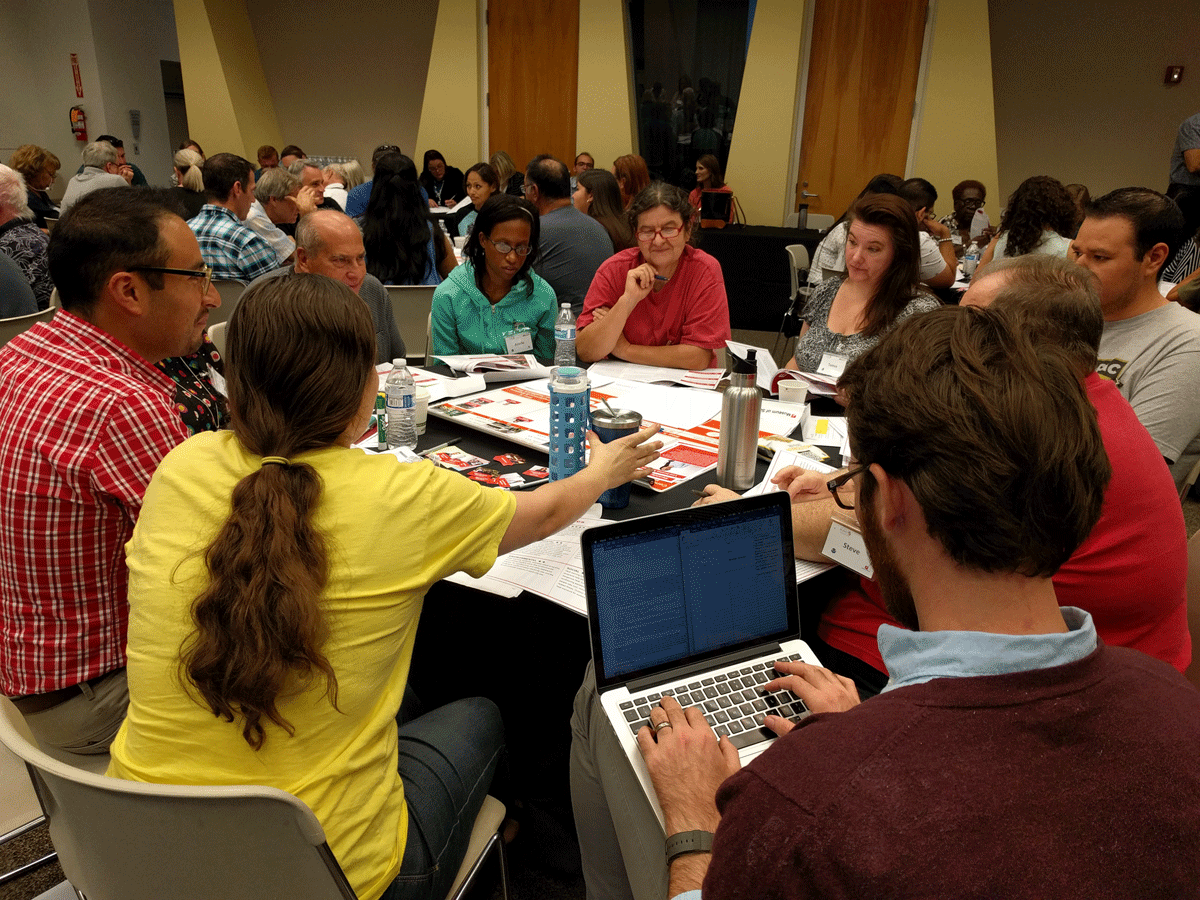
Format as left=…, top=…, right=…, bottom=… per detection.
left=379, top=697, right=505, bottom=900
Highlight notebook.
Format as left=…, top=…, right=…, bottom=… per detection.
left=582, top=492, right=822, bottom=830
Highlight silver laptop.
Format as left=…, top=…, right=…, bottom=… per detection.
left=582, top=492, right=821, bottom=830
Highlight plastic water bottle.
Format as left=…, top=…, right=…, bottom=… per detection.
left=963, top=240, right=982, bottom=279
left=554, top=303, right=576, bottom=368
left=385, top=359, right=417, bottom=450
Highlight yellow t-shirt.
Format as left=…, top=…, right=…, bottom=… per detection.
left=108, top=431, right=515, bottom=900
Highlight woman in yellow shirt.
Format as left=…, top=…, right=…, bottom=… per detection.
left=108, top=273, right=659, bottom=900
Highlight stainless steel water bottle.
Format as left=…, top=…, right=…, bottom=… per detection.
left=717, top=349, right=762, bottom=490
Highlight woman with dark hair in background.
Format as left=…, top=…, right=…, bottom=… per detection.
left=688, top=153, right=733, bottom=224
left=573, top=168, right=632, bottom=251
left=978, top=175, right=1076, bottom=267
left=431, top=193, right=557, bottom=359
left=577, top=181, right=730, bottom=369
left=612, top=155, right=650, bottom=210
left=1163, top=187, right=1200, bottom=285
left=489, top=151, right=525, bottom=197
left=108, top=272, right=660, bottom=900
left=169, top=147, right=207, bottom=220
left=362, top=152, right=453, bottom=285
left=790, top=193, right=939, bottom=373
left=455, top=162, right=499, bottom=238
left=419, top=150, right=465, bottom=209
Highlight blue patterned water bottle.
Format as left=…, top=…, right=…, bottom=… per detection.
left=548, top=367, right=590, bottom=480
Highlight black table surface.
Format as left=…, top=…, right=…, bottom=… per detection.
left=408, top=391, right=847, bottom=832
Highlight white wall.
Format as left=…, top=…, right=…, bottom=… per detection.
left=0, top=0, right=108, bottom=198
left=0, top=0, right=179, bottom=193
left=87, top=0, right=180, bottom=186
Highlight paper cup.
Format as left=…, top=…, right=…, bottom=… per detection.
left=414, top=387, right=430, bottom=435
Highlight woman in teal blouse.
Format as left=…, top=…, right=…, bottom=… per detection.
left=431, top=194, right=558, bottom=361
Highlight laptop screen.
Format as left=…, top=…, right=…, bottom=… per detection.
left=584, top=493, right=798, bottom=689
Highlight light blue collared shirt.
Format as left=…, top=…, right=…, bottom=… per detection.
left=669, top=608, right=1099, bottom=900
left=878, top=606, right=1098, bottom=693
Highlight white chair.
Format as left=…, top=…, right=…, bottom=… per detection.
left=1180, top=457, right=1200, bottom=501
left=0, top=307, right=55, bottom=345
left=0, top=696, right=509, bottom=900
left=49, top=287, right=61, bottom=309
left=208, top=321, right=227, bottom=357
left=785, top=244, right=810, bottom=306
left=425, top=311, right=434, bottom=367
left=386, top=285, right=436, bottom=363
left=0, top=696, right=358, bottom=900
left=207, top=280, right=245, bottom=328
left=806, top=213, right=835, bottom=231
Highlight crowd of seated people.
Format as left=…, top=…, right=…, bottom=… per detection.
left=4, top=120, right=1200, bottom=900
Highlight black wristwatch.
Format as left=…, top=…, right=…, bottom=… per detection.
left=665, top=830, right=714, bottom=864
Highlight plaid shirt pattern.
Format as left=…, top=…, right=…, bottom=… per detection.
left=0, top=311, right=187, bottom=696
left=188, top=204, right=283, bottom=283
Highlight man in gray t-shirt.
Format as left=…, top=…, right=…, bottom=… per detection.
left=1169, top=112, right=1200, bottom=197
left=1074, top=187, right=1199, bottom=490
left=525, top=154, right=615, bottom=318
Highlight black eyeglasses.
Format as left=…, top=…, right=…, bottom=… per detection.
left=130, top=264, right=214, bottom=296
left=826, top=463, right=869, bottom=510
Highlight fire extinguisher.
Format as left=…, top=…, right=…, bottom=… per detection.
left=70, top=106, right=87, bottom=142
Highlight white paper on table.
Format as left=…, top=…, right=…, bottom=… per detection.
left=588, top=360, right=725, bottom=390
left=796, top=558, right=835, bottom=583
left=839, top=427, right=852, bottom=460
left=616, top=383, right=722, bottom=430
left=802, top=413, right=847, bottom=448
left=757, top=401, right=806, bottom=437
left=445, top=570, right=523, bottom=597
left=464, top=511, right=607, bottom=614
left=744, top=448, right=837, bottom=497
left=726, top=340, right=780, bottom=391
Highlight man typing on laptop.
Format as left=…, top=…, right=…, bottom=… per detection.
left=573, top=305, right=1200, bottom=899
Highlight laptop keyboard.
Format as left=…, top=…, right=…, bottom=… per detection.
left=619, top=654, right=810, bottom=750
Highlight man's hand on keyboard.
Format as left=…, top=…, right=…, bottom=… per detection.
left=763, top=661, right=860, bottom=735
left=636, top=695, right=740, bottom=835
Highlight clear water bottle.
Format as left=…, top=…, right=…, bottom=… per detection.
left=385, top=359, right=417, bottom=450
left=554, top=303, right=576, bottom=368
left=963, top=240, right=982, bottom=279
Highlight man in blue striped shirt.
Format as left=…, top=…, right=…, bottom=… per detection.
left=188, top=153, right=284, bottom=283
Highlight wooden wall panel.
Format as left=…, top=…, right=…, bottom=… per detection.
left=796, top=0, right=928, bottom=218
left=488, top=0, right=580, bottom=171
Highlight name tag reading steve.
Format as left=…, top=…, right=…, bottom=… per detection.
left=816, top=352, right=849, bottom=379
left=504, top=323, right=533, bottom=354
left=821, top=513, right=874, bottom=578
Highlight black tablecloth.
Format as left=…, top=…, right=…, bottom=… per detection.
left=697, top=225, right=824, bottom=331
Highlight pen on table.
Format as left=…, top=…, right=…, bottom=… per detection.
left=510, top=478, right=548, bottom=490
left=654, top=274, right=669, bottom=282
left=374, top=395, right=387, bottom=453
left=421, top=439, right=460, bottom=456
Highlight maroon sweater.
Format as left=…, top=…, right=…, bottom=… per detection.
left=705, top=646, right=1200, bottom=899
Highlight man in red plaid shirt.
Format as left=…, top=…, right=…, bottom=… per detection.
left=0, top=187, right=218, bottom=762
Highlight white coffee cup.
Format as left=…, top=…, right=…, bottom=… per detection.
left=777, top=380, right=807, bottom=404
left=453, top=236, right=467, bottom=250
left=414, top=387, right=430, bottom=435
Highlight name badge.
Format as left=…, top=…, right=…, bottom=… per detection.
left=821, top=515, right=874, bottom=578
left=504, top=323, right=533, bottom=354
left=816, top=352, right=849, bottom=378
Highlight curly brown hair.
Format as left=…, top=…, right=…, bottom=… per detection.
left=997, top=176, right=1077, bottom=257
left=9, top=144, right=60, bottom=181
